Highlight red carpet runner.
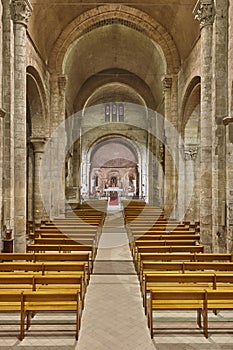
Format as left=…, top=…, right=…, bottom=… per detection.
left=109, top=195, right=118, bottom=205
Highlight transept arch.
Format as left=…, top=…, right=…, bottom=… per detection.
left=75, top=69, right=156, bottom=113
left=49, top=5, right=180, bottom=75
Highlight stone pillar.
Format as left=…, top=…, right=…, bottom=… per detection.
left=194, top=0, right=215, bottom=252
left=57, top=75, right=66, bottom=216
left=30, top=137, right=46, bottom=223
left=11, top=0, right=32, bottom=252
left=2, top=0, right=15, bottom=233
left=184, top=146, right=199, bottom=222
left=49, top=74, right=67, bottom=218
left=148, top=111, right=161, bottom=206
left=0, top=109, right=6, bottom=233
left=162, top=76, right=177, bottom=218
left=223, top=117, right=233, bottom=252
left=212, top=0, right=229, bottom=252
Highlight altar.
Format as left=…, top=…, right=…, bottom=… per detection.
left=103, top=187, right=123, bottom=207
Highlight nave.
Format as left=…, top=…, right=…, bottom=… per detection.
left=1, top=203, right=233, bottom=349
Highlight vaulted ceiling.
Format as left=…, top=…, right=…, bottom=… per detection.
left=28, top=0, right=199, bottom=113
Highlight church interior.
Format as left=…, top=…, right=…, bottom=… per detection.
left=0, top=0, right=233, bottom=348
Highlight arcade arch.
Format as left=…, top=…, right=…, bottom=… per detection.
left=82, top=136, right=143, bottom=201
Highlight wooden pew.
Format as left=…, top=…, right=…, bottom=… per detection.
left=26, top=244, right=96, bottom=258
left=139, top=261, right=233, bottom=283
left=0, top=261, right=89, bottom=285
left=0, top=275, right=84, bottom=309
left=22, top=290, right=81, bottom=340
left=0, top=253, right=35, bottom=262
left=127, top=224, right=188, bottom=230
left=132, top=240, right=201, bottom=258
left=0, top=252, right=91, bottom=268
left=133, top=245, right=204, bottom=264
left=0, top=291, right=25, bottom=339
left=147, top=289, right=233, bottom=339
left=35, top=233, right=97, bottom=241
left=0, top=290, right=81, bottom=340
left=131, top=239, right=201, bottom=257
left=130, top=234, right=200, bottom=241
left=33, top=237, right=96, bottom=246
left=138, top=252, right=233, bottom=263
left=147, top=290, right=204, bottom=338
left=136, top=252, right=233, bottom=272
left=143, top=273, right=233, bottom=312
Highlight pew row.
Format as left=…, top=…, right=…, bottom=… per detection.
left=148, top=289, right=233, bottom=339
left=0, top=290, right=81, bottom=340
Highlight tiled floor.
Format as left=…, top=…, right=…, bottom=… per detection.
left=1, top=209, right=233, bottom=349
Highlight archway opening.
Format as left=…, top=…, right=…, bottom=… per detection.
left=83, top=137, right=140, bottom=202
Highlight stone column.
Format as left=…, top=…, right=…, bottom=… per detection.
left=11, top=0, right=32, bottom=252
left=30, top=137, right=46, bottom=223
left=194, top=0, right=215, bottom=252
left=184, top=146, right=199, bottom=222
left=49, top=74, right=67, bottom=218
left=148, top=111, right=160, bottom=206
left=212, top=0, right=229, bottom=252
left=57, top=75, right=67, bottom=217
left=0, top=109, right=6, bottom=233
left=223, top=117, right=233, bottom=252
left=2, top=0, right=15, bottom=234
left=162, top=76, right=176, bottom=218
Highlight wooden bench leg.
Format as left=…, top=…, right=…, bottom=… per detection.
left=197, top=309, right=202, bottom=328
left=203, top=308, right=208, bottom=338
left=147, top=300, right=153, bottom=339
left=20, top=303, right=25, bottom=341
left=26, top=311, right=31, bottom=330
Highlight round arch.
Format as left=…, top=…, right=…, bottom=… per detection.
left=75, top=68, right=156, bottom=113
left=81, top=134, right=146, bottom=200
left=49, top=5, right=180, bottom=75
left=26, top=66, right=48, bottom=136
left=180, top=76, right=201, bottom=136
left=82, top=82, right=147, bottom=118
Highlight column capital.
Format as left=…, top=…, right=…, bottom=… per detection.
left=162, top=76, right=172, bottom=91
left=193, top=0, right=215, bottom=29
left=184, top=145, right=199, bottom=161
left=0, top=108, right=6, bottom=118
left=30, top=137, right=47, bottom=153
left=223, top=116, right=233, bottom=126
left=11, top=0, right=33, bottom=26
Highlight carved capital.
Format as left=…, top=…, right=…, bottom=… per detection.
left=0, top=108, right=6, bottom=118
left=158, top=143, right=164, bottom=163
left=30, top=137, right=47, bottom=153
left=223, top=116, right=233, bottom=126
left=162, top=76, right=172, bottom=91
left=11, top=0, right=33, bottom=26
left=193, top=0, right=215, bottom=29
left=184, top=146, right=199, bottom=161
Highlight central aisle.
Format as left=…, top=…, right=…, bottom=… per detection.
left=76, top=209, right=155, bottom=350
